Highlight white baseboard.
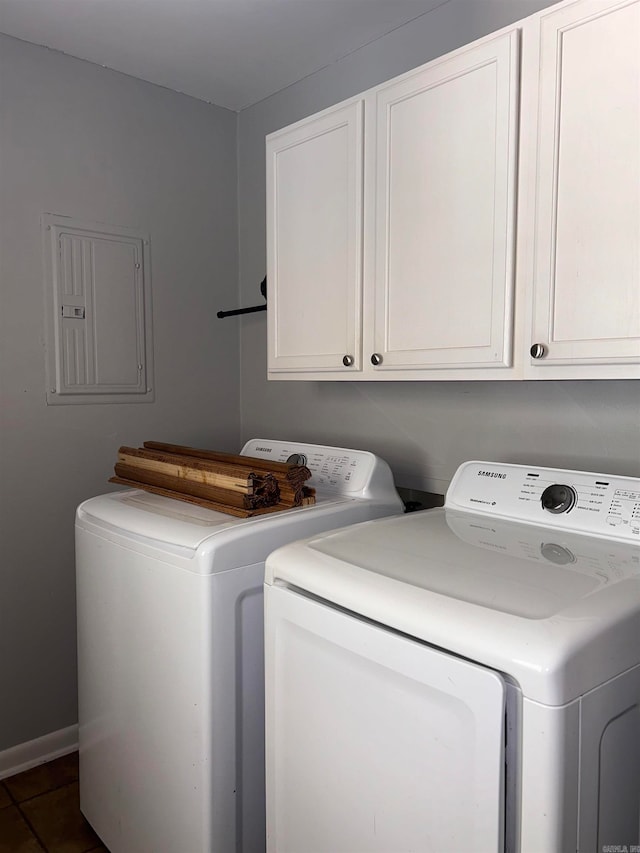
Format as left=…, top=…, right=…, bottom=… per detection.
left=0, top=725, right=78, bottom=780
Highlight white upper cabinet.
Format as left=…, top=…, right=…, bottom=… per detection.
left=266, top=101, right=364, bottom=374
left=266, top=0, right=640, bottom=381
left=522, top=0, right=640, bottom=379
left=370, top=31, right=519, bottom=374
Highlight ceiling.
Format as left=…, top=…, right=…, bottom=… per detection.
left=0, top=0, right=447, bottom=111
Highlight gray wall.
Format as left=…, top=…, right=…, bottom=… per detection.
left=0, top=35, right=239, bottom=751
left=237, top=0, right=640, bottom=494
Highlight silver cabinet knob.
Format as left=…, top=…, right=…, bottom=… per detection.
left=530, top=343, right=547, bottom=359
left=371, top=353, right=383, bottom=366
left=342, top=354, right=354, bottom=367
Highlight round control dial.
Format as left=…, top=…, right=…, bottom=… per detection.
left=541, top=483, right=577, bottom=514
left=286, top=453, right=307, bottom=466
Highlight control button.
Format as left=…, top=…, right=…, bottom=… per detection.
left=541, top=483, right=577, bottom=514
left=286, top=453, right=307, bottom=466
left=540, top=542, right=576, bottom=565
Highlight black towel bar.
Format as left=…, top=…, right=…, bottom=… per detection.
left=217, top=277, right=267, bottom=319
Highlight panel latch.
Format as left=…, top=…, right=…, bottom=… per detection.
left=61, top=305, right=86, bottom=319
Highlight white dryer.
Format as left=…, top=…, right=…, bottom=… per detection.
left=75, top=439, right=403, bottom=853
left=264, top=461, right=640, bottom=853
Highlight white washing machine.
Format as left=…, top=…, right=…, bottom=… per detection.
left=264, top=461, right=640, bottom=853
left=75, top=439, right=403, bottom=853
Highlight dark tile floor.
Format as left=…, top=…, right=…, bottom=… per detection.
left=0, top=752, right=107, bottom=852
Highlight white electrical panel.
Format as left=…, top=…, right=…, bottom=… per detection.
left=42, top=214, right=154, bottom=404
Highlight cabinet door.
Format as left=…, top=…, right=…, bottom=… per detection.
left=371, top=31, right=519, bottom=372
left=266, top=101, right=364, bottom=376
left=526, top=0, right=640, bottom=378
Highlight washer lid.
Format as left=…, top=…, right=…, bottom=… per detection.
left=75, top=440, right=402, bottom=566
left=76, top=488, right=351, bottom=551
left=77, top=489, right=247, bottom=548
left=266, top=509, right=640, bottom=705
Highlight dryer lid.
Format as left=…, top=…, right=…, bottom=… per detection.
left=266, top=508, right=640, bottom=705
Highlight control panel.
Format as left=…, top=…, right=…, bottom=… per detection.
left=446, top=461, right=640, bottom=543
left=240, top=439, right=400, bottom=501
